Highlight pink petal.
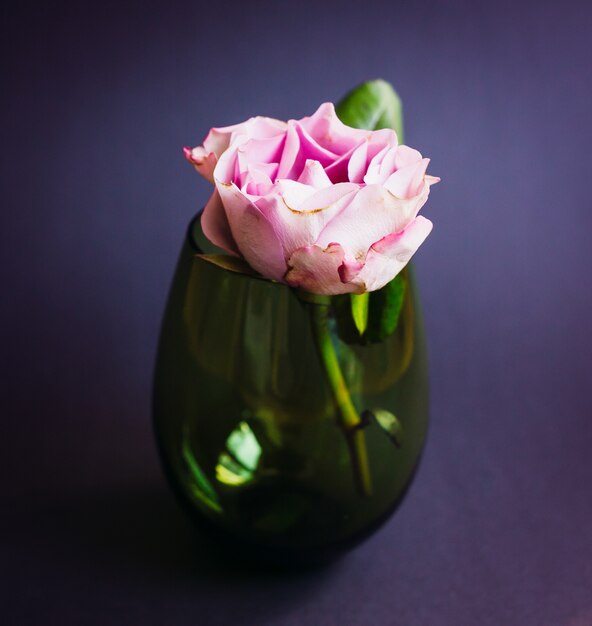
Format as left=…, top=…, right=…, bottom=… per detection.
left=203, top=116, right=286, bottom=156
left=184, top=146, right=218, bottom=183
left=200, top=190, right=240, bottom=255
left=394, top=145, right=422, bottom=169
left=363, top=137, right=398, bottom=185
left=346, top=130, right=398, bottom=184
left=236, top=134, right=285, bottom=181
left=276, top=122, right=301, bottom=180
left=316, top=182, right=433, bottom=259
left=274, top=179, right=318, bottom=209
left=285, top=243, right=363, bottom=295
left=202, top=126, right=240, bottom=158
left=291, top=123, right=339, bottom=179
left=370, top=128, right=398, bottom=146
left=243, top=164, right=276, bottom=197
left=215, top=181, right=287, bottom=281
left=297, top=159, right=333, bottom=189
left=255, top=182, right=358, bottom=258
left=299, top=102, right=370, bottom=154
left=338, top=257, right=364, bottom=284
left=343, top=216, right=433, bottom=292
left=278, top=119, right=339, bottom=181
left=347, top=141, right=368, bottom=183
left=297, top=182, right=359, bottom=213
left=384, top=158, right=430, bottom=198
left=323, top=139, right=365, bottom=183
left=213, top=135, right=246, bottom=184
left=242, top=116, right=287, bottom=139
left=378, top=146, right=400, bottom=182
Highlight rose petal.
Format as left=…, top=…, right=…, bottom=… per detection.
left=323, top=139, right=365, bottom=183
left=200, top=190, right=240, bottom=255
left=285, top=243, right=363, bottom=295
left=184, top=146, right=218, bottom=183
left=202, top=126, right=241, bottom=158
left=384, top=158, right=430, bottom=198
left=278, top=122, right=339, bottom=180
left=276, top=122, right=300, bottom=180
left=316, top=181, right=432, bottom=259
left=275, top=179, right=318, bottom=209
left=236, top=134, right=285, bottom=186
left=297, top=159, right=333, bottom=189
left=300, top=102, right=370, bottom=155
left=378, top=146, right=400, bottom=183
left=255, top=182, right=358, bottom=257
left=213, top=134, right=247, bottom=184
left=242, top=116, right=288, bottom=140
left=243, top=164, right=276, bottom=197
left=203, top=116, right=286, bottom=156
left=215, top=181, right=287, bottom=281
left=347, top=141, right=368, bottom=183
left=342, top=216, right=433, bottom=292
left=363, top=135, right=398, bottom=185
left=394, top=145, right=423, bottom=169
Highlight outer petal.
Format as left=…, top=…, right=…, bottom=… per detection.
left=256, top=182, right=358, bottom=258
left=285, top=243, right=363, bottom=295
left=316, top=181, right=433, bottom=259
left=204, top=116, right=286, bottom=156
left=202, top=125, right=244, bottom=157
left=200, top=190, right=240, bottom=255
left=187, top=116, right=286, bottom=184
left=342, top=216, right=433, bottom=292
left=185, top=121, right=255, bottom=183
left=184, top=146, right=218, bottom=183
left=215, top=181, right=287, bottom=281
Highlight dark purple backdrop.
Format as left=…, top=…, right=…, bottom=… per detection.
left=2, top=1, right=591, bottom=624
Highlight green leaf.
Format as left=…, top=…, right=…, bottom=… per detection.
left=195, top=253, right=259, bottom=277
left=333, top=294, right=363, bottom=344
left=351, top=292, right=370, bottom=335
left=365, top=273, right=407, bottom=343
left=333, top=274, right=407, bottom=345
left=335, top=79, right=404, bottom=140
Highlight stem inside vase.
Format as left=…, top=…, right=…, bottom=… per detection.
left=309, top=302, right=373, bottom=497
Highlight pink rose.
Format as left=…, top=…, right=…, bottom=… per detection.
left=185, top=103, right=438, bottom=295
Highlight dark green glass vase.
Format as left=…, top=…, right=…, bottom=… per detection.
left=153, top=214, right=429, bottom=565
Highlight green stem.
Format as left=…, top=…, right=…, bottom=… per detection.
left=310, top=303, right=373, bottom=497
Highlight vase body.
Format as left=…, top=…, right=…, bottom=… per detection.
left=153, top=216, right=429, bottom=564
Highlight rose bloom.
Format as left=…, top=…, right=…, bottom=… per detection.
left=185, top=103, right=438, bottom=295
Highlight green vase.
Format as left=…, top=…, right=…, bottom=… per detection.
left=153, top=213, right=429, bottom=565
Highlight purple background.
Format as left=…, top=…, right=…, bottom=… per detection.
left=2, top=1, right=591, bottom=624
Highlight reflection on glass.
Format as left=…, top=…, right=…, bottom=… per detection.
left=216, top=421, right=262, bottom=486
left=182, top=435, right=222, bottom=513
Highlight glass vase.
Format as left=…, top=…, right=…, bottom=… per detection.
left=153, top=214, right=429, bottom=565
